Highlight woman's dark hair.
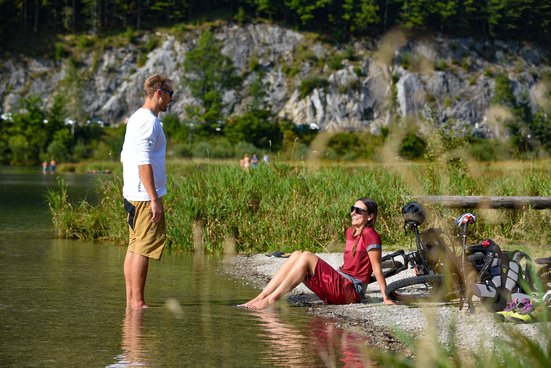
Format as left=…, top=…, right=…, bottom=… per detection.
left=352, top=197, right=378, bottom=255
left=358, top=197, right=378, bottom=226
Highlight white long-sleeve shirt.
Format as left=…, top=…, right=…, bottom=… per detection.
left=121, top=107, right=167, bottom=201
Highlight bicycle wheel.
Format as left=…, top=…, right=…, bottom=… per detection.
left=386, top=274, right=461, bottom=304
left=368, top=259, right=404, bottom=283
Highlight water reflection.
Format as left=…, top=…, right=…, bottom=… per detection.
left=113, top=309, right=150, bottom=368
left=252, top=309, right=371, bottom=368
left=308, top=317, right=373, bottom=368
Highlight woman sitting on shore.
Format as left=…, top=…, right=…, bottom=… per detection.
left=240, top=197, right=395, bottom=309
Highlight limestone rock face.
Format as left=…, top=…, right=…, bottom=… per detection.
left=0, top=24, right=549, bottom=137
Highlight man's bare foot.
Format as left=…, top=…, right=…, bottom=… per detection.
left=128, top=302, right=149, bottom=310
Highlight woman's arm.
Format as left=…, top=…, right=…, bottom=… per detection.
left=368, top=249, right=395, bottom=305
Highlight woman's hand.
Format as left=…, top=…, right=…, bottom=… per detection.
left=368, top=249, right=396, bottom=305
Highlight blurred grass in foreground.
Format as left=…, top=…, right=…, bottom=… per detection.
left=368, top=303, right=550, bottom=368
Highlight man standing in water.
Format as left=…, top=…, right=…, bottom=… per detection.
left=121, top=73, right=173, bottom=310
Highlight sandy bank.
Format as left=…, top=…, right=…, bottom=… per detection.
left=223, top=252, right=547, bottom=354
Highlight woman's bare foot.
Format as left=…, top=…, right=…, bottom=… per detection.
left=243, top=295, right=279, bottom=310
left=238, top=293, right=266, bottom=308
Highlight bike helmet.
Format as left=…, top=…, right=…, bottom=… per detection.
left=402, top=201, right=426, bottom=225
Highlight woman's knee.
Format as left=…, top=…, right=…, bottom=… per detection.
left=299, top=251, right=318, bottom=265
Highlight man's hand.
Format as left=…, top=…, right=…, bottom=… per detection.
left=138, top=164, right=162, bottom=223
left=150, top=198, right=163, bottom=223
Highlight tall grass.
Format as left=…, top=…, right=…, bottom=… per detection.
left=47, top=160, right=551, bottom=254
left=47, top=175, right=127, bottom=242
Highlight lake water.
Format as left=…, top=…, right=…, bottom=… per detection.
left=0, top=168, right=375, bottom=367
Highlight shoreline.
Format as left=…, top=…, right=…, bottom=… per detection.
left=222, top=252, right=547, bottom=354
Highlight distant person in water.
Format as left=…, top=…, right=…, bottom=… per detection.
left=242, top=154, right=250, bottom=169
left=42, top=161, right=48, bottom=173
left=49, top=160, right=56, bottom=173
left=240, top=197, right=395, bottom=309
left=251, top=153, right=259, bottom=169
left=120, top=73, right=172, bottom=310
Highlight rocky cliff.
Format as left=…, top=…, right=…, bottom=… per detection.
left=1, top=23, right=549, bottom=137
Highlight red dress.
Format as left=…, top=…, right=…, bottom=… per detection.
left=304, top=226, right=382, bottom=304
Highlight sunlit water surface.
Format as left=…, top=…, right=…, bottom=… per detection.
left=0, top=168, right=374, bottom=367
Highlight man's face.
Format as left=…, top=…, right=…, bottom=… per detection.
left=158, top=83, right=173, bottom=112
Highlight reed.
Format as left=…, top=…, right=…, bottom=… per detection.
left=47, top=160, right=551, bottom=254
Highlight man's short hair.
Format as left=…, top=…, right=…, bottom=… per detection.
left=144, top=74, right=172, bottom=98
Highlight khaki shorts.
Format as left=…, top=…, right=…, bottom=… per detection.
left=124, top=198, right=166, bottom=260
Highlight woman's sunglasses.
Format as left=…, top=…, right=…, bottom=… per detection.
left=351, top=206, right=369, bottom=215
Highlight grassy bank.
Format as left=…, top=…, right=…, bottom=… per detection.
left=47, top=159, right=551, bottom=255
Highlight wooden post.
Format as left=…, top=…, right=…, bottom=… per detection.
left=415, top=196, right=551, bottom=209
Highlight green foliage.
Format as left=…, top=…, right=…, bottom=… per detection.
left=493, top=73, right=516, bottom=108
left=298, top=76, right=329, bottom=99
left=295, top=131, right=386, bottom=162
left=469, top=139, right=512, bottom=161
left=47, top=140, right=69, bottom=162
left=162, top=113, right=189, bottom=143
left=224, top=109, right=282, bottom=150
left=2, top=0, right=551, bottom=58
left=399, top=52, right=412, bottom=69
left=328, top=54, right=343, bottom=70
left=434, top=59, right=448, bottom=71
left=47, top=175, right=126, bottom=241
left=530, top=112, right=551, bottom=152
left=399, top=131, right=426, bottom=160
left=124, top=27, right=134, bottom=43
left=235, top=6, right=247, bottom=25
left=183, top=30, right=240, bottom=130
left=246, top=71, right=268, bottom=111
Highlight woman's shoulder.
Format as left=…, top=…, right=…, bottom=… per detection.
left=361, top=226, right=381, bottom=242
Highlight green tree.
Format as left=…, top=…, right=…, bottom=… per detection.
left=341, top=0, right=379, bottom=33
left=399, top=131, right=427, bottom=160
left=8, top=135, right=31, bottom=164
left=183, top=30, right=240, bottom=135
left=9, top=96, right=48, bottom=164
left=225, top=109, right=282, bottom=150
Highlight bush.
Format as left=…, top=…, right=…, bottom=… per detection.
left=399, top=132, right=427, bottom=160
left=298, top=76, right=329, bottom=99
left=328, top=55, right=343, bottom=70
left=469, top=139, right=512, bottom=161
left=172, top=143, right=193, bottom=158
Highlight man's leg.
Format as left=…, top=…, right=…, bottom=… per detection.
left=124, top=251, right=133, bottom=307
left=125, top=251, right=150, bottom=310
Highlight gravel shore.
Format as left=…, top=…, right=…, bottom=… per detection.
left=223, top=252, right=547, bottom=354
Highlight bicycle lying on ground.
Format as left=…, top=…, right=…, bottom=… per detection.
left=383, top=203, right=550, bottom=313
left=368, top=202, right=452, bottom=284
left=382, top=203, right=490, bottom=310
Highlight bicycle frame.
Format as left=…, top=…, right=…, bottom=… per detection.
left=380, top=220, right=446, bottom=281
